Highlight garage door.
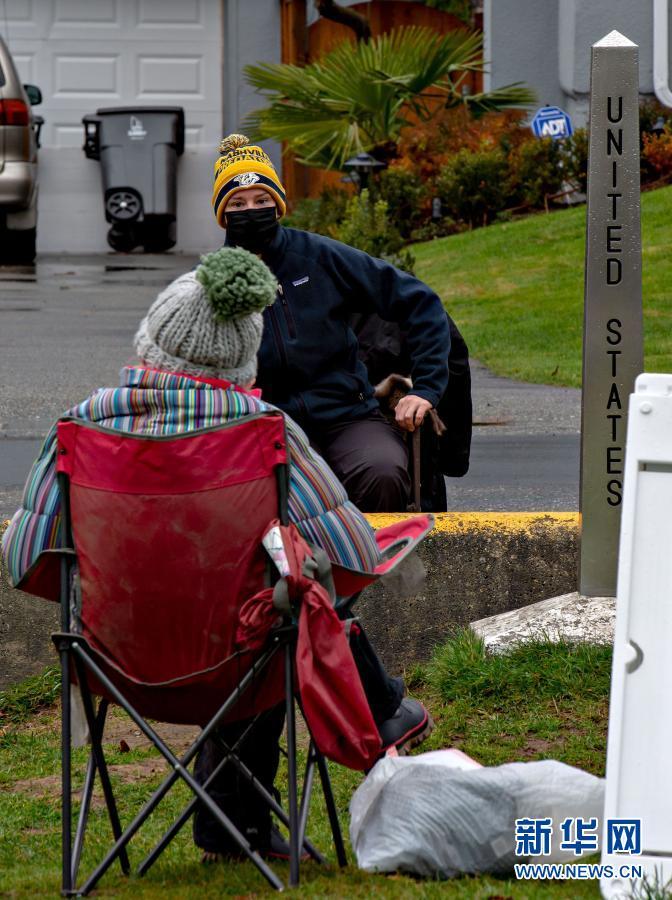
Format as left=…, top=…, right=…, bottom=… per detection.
left=3, top=0, right=222, bottom=149
left=0, top=0, right=225, bottom=252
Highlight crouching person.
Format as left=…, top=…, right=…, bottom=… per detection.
left=1, top=247, right=433, bottom=862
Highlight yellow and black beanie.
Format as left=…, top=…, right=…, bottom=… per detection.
left=212, top=133, right=287, bottom=227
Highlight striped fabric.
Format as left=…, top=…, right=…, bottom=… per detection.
left=2, top=367, right=381, bottom=589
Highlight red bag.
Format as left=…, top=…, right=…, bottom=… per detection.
left=236, top=524, right=382, bottom=771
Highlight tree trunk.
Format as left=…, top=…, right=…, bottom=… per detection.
left=314, top=0, right=371, bottom=42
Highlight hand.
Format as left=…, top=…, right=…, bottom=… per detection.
left=394, top=394, right=432, bottom=432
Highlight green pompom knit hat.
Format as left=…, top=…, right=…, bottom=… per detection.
left=133, top=247, right=277, bottom=384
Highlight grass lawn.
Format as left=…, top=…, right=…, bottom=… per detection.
left=1, top=632, right=612, bottom=898
left=413, top=185, right=672, bottom=388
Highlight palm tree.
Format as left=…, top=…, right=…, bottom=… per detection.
left=243, top=26, right=535, bottom=170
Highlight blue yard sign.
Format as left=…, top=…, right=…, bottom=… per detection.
left=531, top=106, right=574, bottom=140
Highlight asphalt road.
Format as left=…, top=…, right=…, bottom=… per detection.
left=0, top=255, right=581, bottom=520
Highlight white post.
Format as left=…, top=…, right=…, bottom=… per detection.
left=601, top=374, right=672, bottom=898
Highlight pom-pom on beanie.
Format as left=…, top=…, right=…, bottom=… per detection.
left=134, top=246, right=277, bottom=385
left=212, top=133, right=287, bottom=227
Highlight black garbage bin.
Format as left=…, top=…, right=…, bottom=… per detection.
left=82, top=106, right=185, bottom=252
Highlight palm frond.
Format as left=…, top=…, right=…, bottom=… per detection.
left=462, top=83, right=537, bottom=117
left=243, top=25, right=535, bottom=170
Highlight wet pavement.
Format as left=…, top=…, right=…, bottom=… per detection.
left=0, top=254, right=580, bottom=520
left=451, top=361, right=580, bottom=511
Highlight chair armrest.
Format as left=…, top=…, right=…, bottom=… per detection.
left=373, top=514, right=434, bottom=575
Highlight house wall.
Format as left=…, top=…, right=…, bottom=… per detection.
left=224, top=0, right=282, bottom=170
left=485, top=0, right=666, bottom=128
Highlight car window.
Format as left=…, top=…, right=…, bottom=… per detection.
left=0, top=64, right=5, bottom=87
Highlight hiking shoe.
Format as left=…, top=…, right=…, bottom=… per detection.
left=378, top=698, right=434, bottom=756
left=261, top=825, right=310, bottom=862
left=200, top=825, right=309, bottom=863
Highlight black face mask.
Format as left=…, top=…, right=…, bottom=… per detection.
left=225, top=207, right=279, bottom=252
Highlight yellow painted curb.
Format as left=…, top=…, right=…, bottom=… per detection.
left=366, top=511, right=580, bottom=534
left=2, top=514, right=580, bottom=539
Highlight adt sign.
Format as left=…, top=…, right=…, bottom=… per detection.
left=531, top=106, right=574, bottom=140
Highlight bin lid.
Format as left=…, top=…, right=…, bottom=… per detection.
left=94, top=106, right=185, bottom=155
left=95, top=106, right=185, bottom=117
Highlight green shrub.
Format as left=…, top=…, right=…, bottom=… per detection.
left=284, top=188, right=349, bottom=237
left=420, top=0, right=472, bottom=25
left=409, top=218, right=460, bottom=242
left=641, top=128, right=672, bottom=182
left=436, top=147, right=509, bottom=227
left=639, top=98, right=672, bottom=139
left=335, top=189, right=415, bottom=273
left=508, top=137, right=565, bottom=209
left=563, top=128, right=588, bottom=194
left=374, top=167, right=427, bottom=239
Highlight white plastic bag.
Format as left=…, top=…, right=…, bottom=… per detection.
left=349, top=753, right=604, bottom=877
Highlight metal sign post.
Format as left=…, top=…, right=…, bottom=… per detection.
left=601, top=374, right=672, bottom=899
left=580, top=31, right=643, bottom=598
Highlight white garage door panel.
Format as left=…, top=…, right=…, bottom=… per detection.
left=137, top=0, right=205, bottom=26
left=53, top=52, right=121, bottom=98
left=53, top=0, right=120, bottom=25
left=138, top=56, right=203, bottom=97
left=1, top=0, right=41, bottom=31
left=8, top=50, right=36, bottom=83
left=3, top=0, right=218, bottom=34
left=2, top=0, right=222, bottom=147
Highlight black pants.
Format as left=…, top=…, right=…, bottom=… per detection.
left=193, top=622, right=403, bottom=853
left=311, top=411, right=410, bottom=513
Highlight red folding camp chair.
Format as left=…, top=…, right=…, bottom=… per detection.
left=47, top=411, right=434, bottom=895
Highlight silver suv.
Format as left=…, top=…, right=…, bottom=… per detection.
left=0, top=34, right=42, bottom=264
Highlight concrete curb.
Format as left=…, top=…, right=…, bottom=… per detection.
left=0, top=513, right=581, bottom=687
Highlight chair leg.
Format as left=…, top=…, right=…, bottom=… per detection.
left=214, top=734, right=326, bottom=864
left=138, top=713, right=260, bottom=876
left=315, top=751, right=348, bottom=868
left=295, top=696, right=347, bottom=869
left=139, top=710, right=326, bottom=877
left=73, top=663, right=130, bottom=877
left=72, top=642, right=284, bottom=894
left=60, top=643, right=73, bottom=896
left=285, top=643, right=300, bottom=887
left=71, top=749, right=96, bottom=885
left=298, top=741, right=317, bottom=855
left=71, top=699, right=118, bottom=883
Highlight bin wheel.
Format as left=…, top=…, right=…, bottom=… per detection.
left=143, top=219, right=176, bottom=253
left=107, top=226, right=138, bottom=252
left=106, top=190, right=142, bottom=222
left=143, top=233, right=176, bottom=253
left=0, top=228, right=36, bottom=265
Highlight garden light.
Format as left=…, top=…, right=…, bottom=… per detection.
left=343, top=152, right=386, bottom=193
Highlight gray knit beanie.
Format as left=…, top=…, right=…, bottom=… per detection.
left=133, top=247, right=277, bottom=385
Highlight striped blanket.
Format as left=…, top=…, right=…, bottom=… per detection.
left=2, top=366, right=381, bottom=589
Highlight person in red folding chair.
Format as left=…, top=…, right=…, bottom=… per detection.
left=2, top=246, right=434, bottom=866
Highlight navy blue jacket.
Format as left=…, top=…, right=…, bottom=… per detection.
left=243, top=225, right=449, bottom=428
